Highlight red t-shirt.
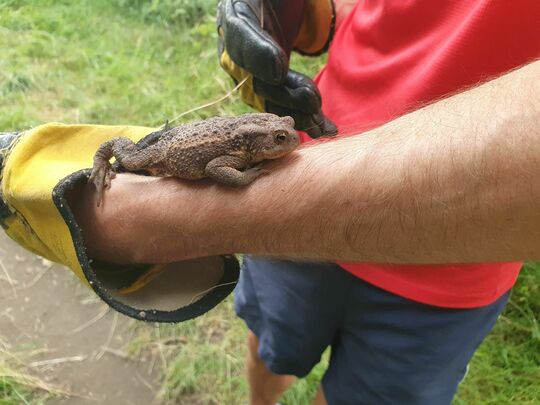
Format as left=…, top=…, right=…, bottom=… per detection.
left=308, top=1, right=540, bottom=308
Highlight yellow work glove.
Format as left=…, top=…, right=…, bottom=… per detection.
left=0, top=125, right=239, bottom=323
left=217, top=0, right=337, bottom=138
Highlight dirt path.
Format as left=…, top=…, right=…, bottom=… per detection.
left=0, top=232, right=160, bottom=404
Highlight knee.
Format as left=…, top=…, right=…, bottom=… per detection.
left=247, top=330, right=263, bottom=363
left=247, top=330, right=314, bottom=377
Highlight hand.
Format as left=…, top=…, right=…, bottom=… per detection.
left=217, top=0, right=338, bottom=138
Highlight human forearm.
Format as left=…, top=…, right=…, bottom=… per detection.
left=74, top=59, right=540, bottom=265
left=224, top=59, right=540, bottom=263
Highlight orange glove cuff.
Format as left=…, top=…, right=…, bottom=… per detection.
left=294, top=0, right=336, bottom=56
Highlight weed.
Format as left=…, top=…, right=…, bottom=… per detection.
left=0, top=339, right=64, bottom=405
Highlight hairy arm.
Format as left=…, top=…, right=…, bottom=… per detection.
left=71, top=59, right=540, bottom=265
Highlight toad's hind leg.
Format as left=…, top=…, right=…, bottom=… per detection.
left=89, top=137, right=160, bottom=206
left=205, top=156, right=269, bottom=186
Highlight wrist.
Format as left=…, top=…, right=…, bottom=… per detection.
left=115, top=176, right=239, bottom=264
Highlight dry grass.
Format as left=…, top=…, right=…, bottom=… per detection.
left=0, top=339, right=69, bottom=404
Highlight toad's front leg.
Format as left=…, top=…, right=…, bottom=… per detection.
left=89, top=137, right=157, bottom=206
left=205, top=156, right=269, bottom=186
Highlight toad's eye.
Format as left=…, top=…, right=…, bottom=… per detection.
left=275, top=133, right=287, bottom=143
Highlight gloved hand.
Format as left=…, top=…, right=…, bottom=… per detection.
left=0, top=126, right=239, bottom=323
left=217, top=0, right=338, bottom=138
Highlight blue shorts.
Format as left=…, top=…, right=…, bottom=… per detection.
left=234, top=256, right=509, bottom=405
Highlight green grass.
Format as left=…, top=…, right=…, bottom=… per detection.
left=0, top=373, right=32, bottom=405
left=0, top=339, right=62, bottom=405
left=0, top=0, right=324, bottom=131
left=0, top=371, right=50, bottom=405
left=454, top=262, right=540, bottom=405
left=1, top=1, right=540, bottom=404
left=0, top=0, right=244, bottom=131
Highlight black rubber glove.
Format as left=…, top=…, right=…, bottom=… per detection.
left=217, top=0, right=338, bottom=138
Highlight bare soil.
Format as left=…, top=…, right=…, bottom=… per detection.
left=0, top=232, right=160, bottom=404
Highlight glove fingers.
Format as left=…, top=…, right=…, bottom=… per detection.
left=311, top=109, right=338, bottom=137
left=253, top=70, right=321, bottom=114
left=218, top=0, right=289, bottom=85
left=259, top=69, right=338, bottom=138
left=265, top=101, right=338, bottom=138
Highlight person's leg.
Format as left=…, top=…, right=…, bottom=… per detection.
left=234, top=257, right=351, bottom=405
left=321, top=275, right=510, bottom=405
left=247, top=331, right=295, bottom=405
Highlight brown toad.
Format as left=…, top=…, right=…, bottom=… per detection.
left=89, top=113, right=299, bottom=206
